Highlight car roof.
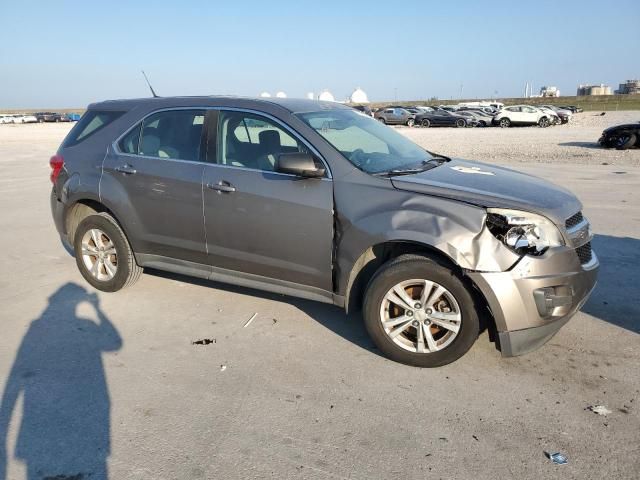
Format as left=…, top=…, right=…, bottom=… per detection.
left=88, top=96, right=351, bottom=114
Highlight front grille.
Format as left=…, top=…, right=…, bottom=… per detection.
left=576, top=242, right=593, bottom=264
left=565, top=211, right=584, bottom=229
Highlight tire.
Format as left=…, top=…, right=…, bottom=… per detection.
left=421, top=119, right=431, bottom=128
left=406, top=118, right=415, bottom=128
left=377, top=117, right=386, bottom=124
left=38, top=118, right=43, bottom=123
left=455, top=118, right=466, bottom=128
left=479, top=121, right=487, bottom=127
left=538, top=117, right=550, bottom=128
left=363, top=254, right=479, bottom=367
left=73, top=212, right=142, bottom=292
left=615, top=133, right=636, bottom=150
left=499, top=118, right=511, bottom=128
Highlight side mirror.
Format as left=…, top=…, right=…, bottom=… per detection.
left=276, top=152, right=325, bottom=178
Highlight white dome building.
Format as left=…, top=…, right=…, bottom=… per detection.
left=306, top=92, right=314, bottom=100
left=349, top=87, right=369, bottom=104
left=259, top=92, right=271, bottom=98
left=275, top=91, right=287, bottom=98
left=318, top=90, right=335, bottom=102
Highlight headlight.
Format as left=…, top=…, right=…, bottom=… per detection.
left=486, top=208, right=564, bottom=256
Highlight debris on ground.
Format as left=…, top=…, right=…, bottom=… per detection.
left=220, top=364, right=227, bottom=372
left=243, top=312, right=258, bottom=328
left=192, top=338, right=216, bottom=345
left=587, top=405, right=612, bottom=416
left=545, top=451, right=568, bottom=465
left=472, top=435, right=479, bottom=442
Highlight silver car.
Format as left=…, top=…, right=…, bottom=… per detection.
left=50, top=97, right=598, bottom=367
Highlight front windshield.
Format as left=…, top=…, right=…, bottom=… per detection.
left=297, top=109, right=433, bottom=174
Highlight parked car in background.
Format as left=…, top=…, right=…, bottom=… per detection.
left=536, top=107, right=561, bottom=125
left=0, top=115, right=12, bottom=124
left=493, top=105, right=552, bottom=128
left=21, top=114, right=38, bottom=123
left=374, top=107, right=416, bottom=126
left=9, top=115, right=26, bottom=124
left=560, top=105, right=583, bottom=113
left=598, top=122, right=640, bottom=150
left=49, top=96, right=598, bottom=367
left=454, top=110, right=493, bottom=127
left=540, top=105, right=572, bottom=124
left=65, top=112, right=82, bottom=122
left=35, top=112, right=68, bottom=122
left=415, top=109, right=469, bottom=128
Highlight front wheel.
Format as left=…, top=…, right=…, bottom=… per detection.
left=406, top=118, right=415, bottom=127
left=421, top=119, right=431, bottom=128
left=377, top=117, right=386, bottom=124
left=538, top=117, right=550, bottom=128
left=615, top=133, right=636, bottom=150
left=455, top=118, right=466, bottom=128
left=363, top=255, right=479, bottom=367
left=74, top=213, right=143, bottom=292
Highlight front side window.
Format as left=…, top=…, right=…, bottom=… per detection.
left=217, top=111, right=307, bottom=172
left=119, top=123, right=141, bottom=154
left=298, top=109, right=433, bottom=174
left=139, top=110, right=205, bottom=161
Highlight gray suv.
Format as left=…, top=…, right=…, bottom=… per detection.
left=50, top=97, right=598, bottom=367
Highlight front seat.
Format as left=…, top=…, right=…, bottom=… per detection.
left=257, top=130, right=281, bottom=171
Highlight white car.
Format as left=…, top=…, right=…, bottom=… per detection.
left=536, top=107, right=561, bottom=125
left=9, top=115, right=26, bottom=124
left=21, top=114, right=38, bottom=123
left=0, top=115, right=13, bottom=124
left=493, top=105, right=552, bottom=128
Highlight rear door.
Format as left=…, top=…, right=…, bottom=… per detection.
left=201, top=109, right=334, bottom=290
left=102, top=109, right=209, bottom=265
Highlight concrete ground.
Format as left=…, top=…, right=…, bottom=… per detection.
left=0, top=120, right=638, bottom=480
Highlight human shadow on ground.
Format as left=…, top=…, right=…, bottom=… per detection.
left=582, top=234, right=640, bottom=334
left=0, top=283, right=121, bottom=480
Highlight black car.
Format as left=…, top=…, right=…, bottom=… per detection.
left=598, top=122, right=640, bottom=150
left=415, top=109, right=468, bottom=128
left=35, top=112, right=68, bottom=123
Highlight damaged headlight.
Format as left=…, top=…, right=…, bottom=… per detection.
left=486, top=208, right=564, bottom=256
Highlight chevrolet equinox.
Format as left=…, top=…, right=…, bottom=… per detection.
left=50, top=97, right=598, bottom=367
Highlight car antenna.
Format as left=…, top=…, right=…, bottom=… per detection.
left=141, top=70, right=159, bottom=98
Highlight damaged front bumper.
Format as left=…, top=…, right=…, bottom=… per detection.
left=467, top=246, right=599, bottom=357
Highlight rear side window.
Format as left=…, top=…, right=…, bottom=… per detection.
left=139, top=110, right=205, bottom=161
left=63, top=110, right=124, bottom=147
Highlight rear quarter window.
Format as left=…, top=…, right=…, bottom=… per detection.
left=62, top=110, right=124, bottom=147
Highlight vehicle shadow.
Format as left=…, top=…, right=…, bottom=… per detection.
left=557, top=141, right=602, bottom=149
left=147, top=269, right=380, bottom=356
left=0, top=283, right=121, bottom=480
left=582, top=234, right=640, bottom=334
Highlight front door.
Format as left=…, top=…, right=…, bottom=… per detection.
left=202, top=110, right=334, bottom=291
left=102, top=109, right=208, bottom=264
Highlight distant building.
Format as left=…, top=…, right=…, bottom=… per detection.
left=318, top=90, right=335, bottom=102
left=275, top=91, right=287, bottom=98
left=616, top=79, right=640, bottom=95
left=540, top=86, right=560, bottom=97
left=577, top=84, right=612, bottom=96
left=259, top=92, right=271, bottom=98
left=349, top=87, right=369, bottom=104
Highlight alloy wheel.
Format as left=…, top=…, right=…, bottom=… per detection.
left=81, top=228, right=118, bottom=281
left=379, top=279, right=462, bottom=353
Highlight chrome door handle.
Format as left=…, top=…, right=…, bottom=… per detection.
left=207, top=181, right=236, bottom=193
left=115, top=164, right=137, bottom=175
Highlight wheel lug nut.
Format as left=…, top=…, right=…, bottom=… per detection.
left=407, top=311, right=413, bottom=317
left=426, top=308, right=433, bottom=314
left=424, top=319, right=431, bottom=325
left=412, top=320, right=419, bottom=327
left=414, top=303, right=422, bottom=309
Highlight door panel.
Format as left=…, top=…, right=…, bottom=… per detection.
left=202, top=110, right=334, bottom=290
left=101, top=109, right=208, bottom=263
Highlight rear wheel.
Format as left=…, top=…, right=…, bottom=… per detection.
left=363, top=255, right=479, bottom=367
left=538, top=117, right=550, bottom=128
left=74, top=213, right=142, bottom=292
left=455, top=118, right=466, bottom=128
left=421, top=119, right=431, bottom=128
left=615, top=133, right=636, bottom=150
left=499, top=118, right=511, bottom=128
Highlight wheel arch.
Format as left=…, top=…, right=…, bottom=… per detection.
left=343, top=240, right=497, bottom=345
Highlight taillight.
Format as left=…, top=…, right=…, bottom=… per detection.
left=49, top=154, right=64, bottom=184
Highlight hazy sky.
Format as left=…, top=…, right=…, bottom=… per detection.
left=1, top=0, right=638, bottom=108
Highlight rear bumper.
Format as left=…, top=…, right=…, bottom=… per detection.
left=468, top=247, right=599, bottom=357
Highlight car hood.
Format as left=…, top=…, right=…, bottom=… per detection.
left=390, top=158, right=581, bottom=225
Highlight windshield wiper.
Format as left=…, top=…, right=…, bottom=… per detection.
left=373, top=158, right=445, bottom=177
